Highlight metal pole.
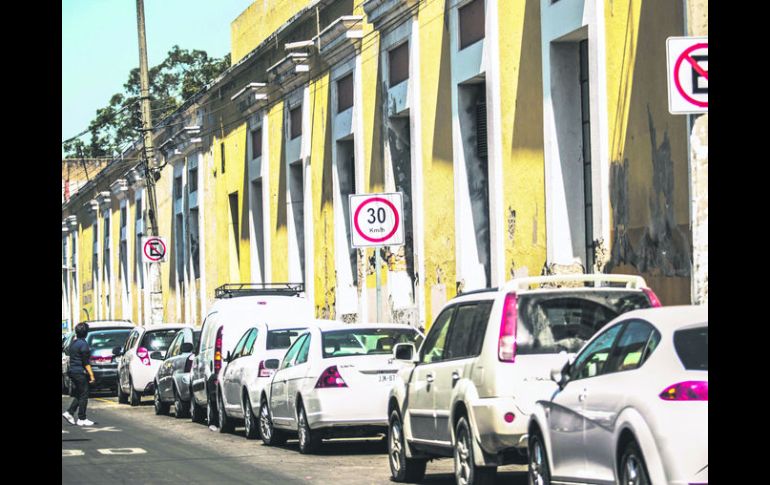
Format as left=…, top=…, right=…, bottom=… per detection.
left=375, top=248, right=382, bottom=322
left=136, top=0, right=164, bottom=324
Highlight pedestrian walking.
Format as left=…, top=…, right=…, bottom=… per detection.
left=62, top=323, right=96, bottom=426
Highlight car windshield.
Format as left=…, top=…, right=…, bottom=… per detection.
left=140, top=329, right=180, bottom=352
left=516, top=290, right=652, bottom=354
left=674, top=326, right=708, bottom=370
left=86, top=329, right=131, bottom=351
left=322, top=328, right=422, bottom=358
left=266, top=328, right=306, bottom=350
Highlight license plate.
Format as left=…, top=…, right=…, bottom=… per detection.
left=378, top=374, right=396, bottom=383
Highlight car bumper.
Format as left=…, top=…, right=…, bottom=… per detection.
left=304, top=387, right=390, bottom=430
left=91, top=367, right=118, bottom=390
left=469, top=397, right=529, bottom=454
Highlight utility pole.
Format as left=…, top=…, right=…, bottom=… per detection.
left=136, top=0, right=164, bottom=325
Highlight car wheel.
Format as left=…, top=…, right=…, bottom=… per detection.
left=207, top=393, right=217, bottom=427
left=619, top=440, right=651, bottom=485
left=174, top=385, right=190, bottom=419
left=528, top=429, right=551, bottom=485
left=388, top=409, right=427, bottom=483
left=129, top=378, right=141, bottom=407
left=243, top=395, right=260, bottom=440
left=297, top=402, right=321, bottom=454
left=260, top=398, right=286, bottom=446
left=117, top=380, right=129, bottom=404
left=154, top=382, right=170, bottom=415
left=454, top=416, right=496, bottom=485
left=217, top=389, right=235, bottom=433
left=190, top=395, right=206, bottom=424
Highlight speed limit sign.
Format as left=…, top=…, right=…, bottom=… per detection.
left=349, top=192, right=404, bottom=247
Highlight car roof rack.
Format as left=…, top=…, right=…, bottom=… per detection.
left=502, top=274, right=646, bottom=293
left=215, top=283, right=305, bottom=299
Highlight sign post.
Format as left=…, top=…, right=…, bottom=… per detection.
left=666, top=36, right=708, bottom=115
left=349, top=193, right=405, bottom=321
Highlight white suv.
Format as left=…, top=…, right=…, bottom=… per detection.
left=189, top=283, right=313, bottom=426
left=386, top=274, right=661, bottom=484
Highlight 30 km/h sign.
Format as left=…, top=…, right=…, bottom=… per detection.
left=349, top=193, right=404, bottom=247
left=142, top=236, right=168, bottom=263
left=666, top=37, right=708, bottom=114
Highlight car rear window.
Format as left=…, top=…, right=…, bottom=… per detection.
left=322, top=328, right=422, bottom=358
left=516, top=290, right=651, bottom=354
left=140, top=329, right=180, bottom=352
left=673, top=326, right=708, bottom=370
left=87, top=329, right=131, bottom=351
left=266, top=328, right=306, bottom=350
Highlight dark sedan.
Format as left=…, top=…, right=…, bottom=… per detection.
left=62, top=321, right=134, bottom=395
left=154, top=327, right=201, bottom=417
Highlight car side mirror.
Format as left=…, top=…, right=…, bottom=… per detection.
left=180, top=342, right=194, bottom=354
left=225, top=350, right=233, bottom=363
left=264, top=358, right=280, bottom=370
left=112, top=347, right=124, bottom=356
left=150, top=351, right=164, bottom=360
left=394, top=343, right=417, bottom=362
left=551, top=361, right=571, bottom=389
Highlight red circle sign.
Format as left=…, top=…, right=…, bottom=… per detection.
left=143, top=238, right=166, bottom=262
left=353, top=197, right=400, bottom=244
left=673, top=43, right=708, bottom=108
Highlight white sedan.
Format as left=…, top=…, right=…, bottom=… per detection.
left=528, top=305, right=708, bottom=485
left=259, top=323, right=423, bottom=454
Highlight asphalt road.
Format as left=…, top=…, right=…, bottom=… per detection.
left=62, top=393, right=528, bottom=484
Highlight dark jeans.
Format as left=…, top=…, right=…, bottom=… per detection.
left=67, top=371, right=89, bottom=420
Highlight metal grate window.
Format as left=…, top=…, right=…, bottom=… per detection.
left=579, top=39, right=594, bottom=271
left=476, top=97, right=487, bottom=159
left=221, top=143, right=226, bottom=174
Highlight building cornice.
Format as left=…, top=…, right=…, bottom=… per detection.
left=316, top=16, right=364, bottom=66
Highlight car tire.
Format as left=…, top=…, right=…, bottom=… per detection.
left=217, top=389, right=235, bottom=433
left=619, top=439, right=651, bottom=485
left=154, top=382, right=170, bottom=415
left=207, top=393, right=217, bottom=427
left=297, top=402, right=321, bottom=454
left=129, top=378, right=141, bottom=407
left=190, top=395, right=206, bottom=424
left=243, top=395, right=260, bottom=440
left=528, top=429, right=551, bottom=485
left=388, top=409, right=427, bottom=483
left=174, top=385, right=190, bottom=419
left=454, top=416, right=496, bottom=485
left=117, top=380, right=129, bottom=404
left=259, top=398, right=286, bottom=446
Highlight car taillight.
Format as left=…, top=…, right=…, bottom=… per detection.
left=258, top=360, right=275, bottom=378
left=659, top=381, right=708, bottom=401
left=498, top=292, right=517, bottom=362
left=137, top=347, right=151, bottom=366
left=214, top=326, right=223, bottom=375
left=642, top=287, right=662, bottom=307
left=315, top=366, right=348, bottom=388
left=184, top=354, right=194, bottom=373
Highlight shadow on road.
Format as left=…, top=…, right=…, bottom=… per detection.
left=418, top=470, right=528, bottom=484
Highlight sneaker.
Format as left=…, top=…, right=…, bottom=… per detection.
left=62, top=412, right=76, bottom=425
left=76, top=418, right=95, bottom=426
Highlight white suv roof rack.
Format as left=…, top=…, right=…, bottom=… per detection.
left=502, top=274, right=646, bottom=293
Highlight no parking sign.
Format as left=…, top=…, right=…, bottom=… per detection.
left=349, top=193, right=404, bottom=248
left=666, top=37, right=708, bottom=114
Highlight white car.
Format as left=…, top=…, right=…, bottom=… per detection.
left=216, top=321, right=315, bottom=438
left=116, top=323, right=193, bottom=406
left=259, top=322, right=424, bottom=454
left=528, top=305, right=708, bottom=485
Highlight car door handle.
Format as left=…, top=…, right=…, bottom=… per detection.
left=578, top=389, right=588, bottom=402
left=425, top=374, right=434, bottom=383
left=451, top=371, right=461, bottom=386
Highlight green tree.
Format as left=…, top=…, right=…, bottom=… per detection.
left=64, top=46, right=230, bottom=158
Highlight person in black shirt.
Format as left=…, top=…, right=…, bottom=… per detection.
left=62, top=323, right=96, bottom=426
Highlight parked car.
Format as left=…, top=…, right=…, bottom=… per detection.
left=61, top=321, right=134, bottom=396
left=216, top=321, right=321, bottom=438
left=386, top=274, right=661, bottom=484
left=153, top=327, right=202, bottom=418
left=190, top=283, right=313, bottom=426
left=115, top=323, right=191, bottom=406
left=528, top=304, right=707, bottom=485
left=259, top=322, right=424, bottom=454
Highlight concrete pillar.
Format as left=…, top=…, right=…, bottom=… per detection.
left=687, top=0, right=708, bottom=304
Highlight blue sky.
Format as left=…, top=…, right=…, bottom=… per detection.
left=62, top=0, right=254, bottom=144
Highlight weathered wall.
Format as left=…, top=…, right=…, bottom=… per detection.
left=604, top=0, right=690, bottom=304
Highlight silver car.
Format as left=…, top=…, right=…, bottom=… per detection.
left=528, top=305, right=708, bottom=485
left=153, top=328, right=201, bottom=417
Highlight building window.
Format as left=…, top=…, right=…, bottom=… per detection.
left=251, top=127, right=262, bottom=159
left=174, top=176, right=183, bottom=200
left=229, top=192, right=240, bottom=262
left=337, top=74, right=354, bottom=112
left=189, top=208, right=200, bottom=279
left=290, top=106, right=302, bottom=139
left=221, top=142, right=226, bottom=174
left=188, top=166, right=198, bottom=193
left=389, top=42, right=409, bottom=86
left=459, top=0, right=485, bottom=50
left=579, top=39, right=594, bottom=271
